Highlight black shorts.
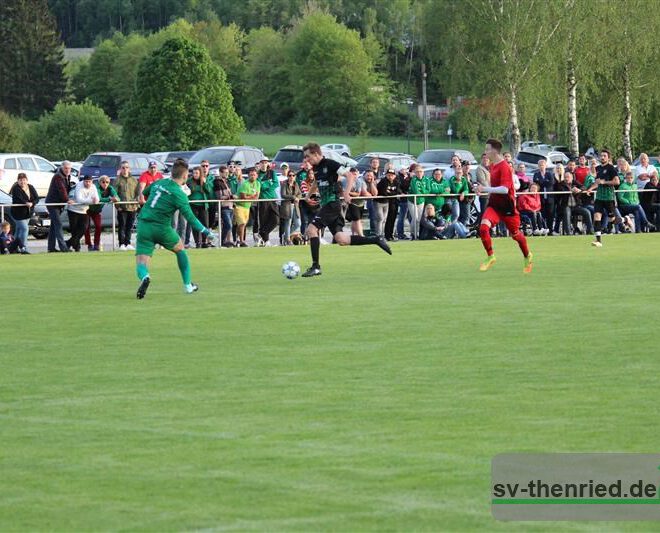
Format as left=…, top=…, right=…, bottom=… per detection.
left=345, top=203, right=364, bottom=222
left=311, top=201, right=345, bottom=234
left=594, top=199, right=616, bottom=217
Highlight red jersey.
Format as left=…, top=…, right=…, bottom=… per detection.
left=574, top=166, right=588, bottom=185
left=488, top=159, right=516, bottom=214
left=139, top=171, right=163, bottom=187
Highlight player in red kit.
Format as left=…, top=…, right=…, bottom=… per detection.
left=474, top=138, right=533, bottom=273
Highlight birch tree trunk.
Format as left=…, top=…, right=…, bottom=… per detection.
left=622, top=64, right=633, bottom=161
left=567, top=49, right=579, bottom=158
left=509, top=86, right=521, bottom=156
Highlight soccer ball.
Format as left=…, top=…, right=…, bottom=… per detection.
left=282, top=261, right=301, bottom=280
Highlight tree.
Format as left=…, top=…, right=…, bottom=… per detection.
left=122, top=37, right=244, bottom=151
left=23, top=102, right=119, bottom=160
left=0, top=0, right=66, bottom=119
left=243, top=27, right=294, bottom=128
left=423, top=0, right=568, bottom=154
left=83, top=35, right=124, bottom=117
left=286, top=11, right=388, bottom=132
left=0, top=110, right=27, bottom=152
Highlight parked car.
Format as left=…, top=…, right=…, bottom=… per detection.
left=354, top=152, right=417, bottom=175
left=0, top=189, right=16, bottom=230
left=51, top=161, right=82, bottom=179
left=149, top=151, right=197, bottom=166
left=514, top=149, right=569, bottom=175
left=416, top=149, right=477, bottom=173
left=323, top=148, right=357, bottom=169
left=188, top=146, right=265, bottom=176
left=273, top=145, right=357, bottom=174
left=80, top=152, right=168, bottom=181
left=632, top=155, right=660, bottom=167
left=30, top=194, right=117, bottom=239
left=521, top=140, right=542, bottom=150
left=0, top=153, right=72, bottom=197
left=321, top=143, right=351, bottom=156
left=273, top=145, right=305, bottom=173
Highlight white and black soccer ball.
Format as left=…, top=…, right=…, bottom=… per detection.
left=282, top=261, right=301, bottom=280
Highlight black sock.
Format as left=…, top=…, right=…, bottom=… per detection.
left=594, top=219, right=602, bottom=242
left=350, top=235, right=377, bottom=245
left=310, top=236, right=320, bottom=267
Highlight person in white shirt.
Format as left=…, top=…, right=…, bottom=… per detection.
left=66, top=175, right=99, bottom=251
left=635, top=153, right=658, bottom=189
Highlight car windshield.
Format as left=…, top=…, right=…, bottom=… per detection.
left=166, top=151, right=196, bottom=163
left=274, top=150, right=304, bottom=163
left=417, top=151, right=454, bottom=164
left=83, top=154, right=121, bottom=168
left=189, top=148, right=234, bottom=165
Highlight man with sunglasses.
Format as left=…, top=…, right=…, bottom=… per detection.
left=300, top=142, right=391, bottom=278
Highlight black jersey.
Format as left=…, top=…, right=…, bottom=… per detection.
left=313, top=158, right=343, bottom=206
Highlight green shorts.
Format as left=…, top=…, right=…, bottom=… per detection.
left=135, top=222, right=181, bottom=256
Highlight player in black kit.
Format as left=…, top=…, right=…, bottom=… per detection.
left=301, top=142, right=392, bottom=277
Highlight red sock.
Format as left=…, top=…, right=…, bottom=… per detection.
left=512, top=231, right=529, bottom=257
left=479, top=224, right=493, bottom=256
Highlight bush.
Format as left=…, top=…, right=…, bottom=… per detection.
left=122, top=37, right=244, bottom=151
left=23, top=101, right=120, bottom=161
left=0, top=110, right=27, bottom=152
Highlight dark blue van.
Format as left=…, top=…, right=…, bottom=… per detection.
left=80, top=152, right=168, bottom=180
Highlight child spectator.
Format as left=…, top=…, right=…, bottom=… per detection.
left=1, top=221, right=27, bottom=254
left=518, top=182, right=547, bottom=235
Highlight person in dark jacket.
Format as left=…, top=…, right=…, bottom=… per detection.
left=532, top=158, right=556, bottom=236
left=374, top=169, right=401, bottom=238
left=45, top=161, right=74, bottom=252
left=9, top=172, right=39, bottom=252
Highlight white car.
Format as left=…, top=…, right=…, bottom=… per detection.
left=321, top=143, right=351, bottom=157
left=0, top=153, right=67, bottom=197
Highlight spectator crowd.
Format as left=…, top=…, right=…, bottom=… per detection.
left=1, top=150, right=659, bottom=255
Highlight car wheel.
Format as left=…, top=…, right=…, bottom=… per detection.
left=30, top=229, right=48, bottom=239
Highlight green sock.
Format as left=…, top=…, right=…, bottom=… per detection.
left=136, top=262, right=149, bottom=281
left=176, top=250, right=191, bottom=285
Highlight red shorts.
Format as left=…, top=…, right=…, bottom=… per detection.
left=481, top=206, right=521, bottom=234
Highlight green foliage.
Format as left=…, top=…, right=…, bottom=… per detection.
left=83, top=36, right=123, bottom=117
left=0, top=110, right=27, bottom=152
left=23, top=101, right=119, bottom=160
left=121, top=37, right=244, bottom=151
left=287, top=12, right=389, bottom=133
left=447, top=101, right=508, bottom=145
left=0, top=0, right=66, bottom=119
left=243, top=27, right=294, bottom=128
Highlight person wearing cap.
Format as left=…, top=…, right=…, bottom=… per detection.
left=256, top=157, right=280, bottom=246
left=138, top=161, right=164, bottom=205
left=66, top=175, right=99, bottom=252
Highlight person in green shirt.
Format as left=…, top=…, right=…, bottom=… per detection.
left=426, top=168, right=449, bottom=214
left=186, top=166, right=214, bottom=248
left=255, top=158, right=280, bottom=246
left=234, top=168, right=261, bottom=247
left=618, top=171, right=653, bottom=232
left=447, top=165, right=470, bottom=223
left=408, top=164, right=429, bottom=239
left=134, top=158, right=216, bottom=299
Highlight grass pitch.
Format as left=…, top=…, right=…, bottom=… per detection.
left=1, top=235, right=658, bottom=531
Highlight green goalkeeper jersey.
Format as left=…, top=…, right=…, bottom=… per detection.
left=139, top=178, right=205, bottom=233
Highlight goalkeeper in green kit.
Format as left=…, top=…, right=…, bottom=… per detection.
left=134, top=158, right=216, bottom=299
